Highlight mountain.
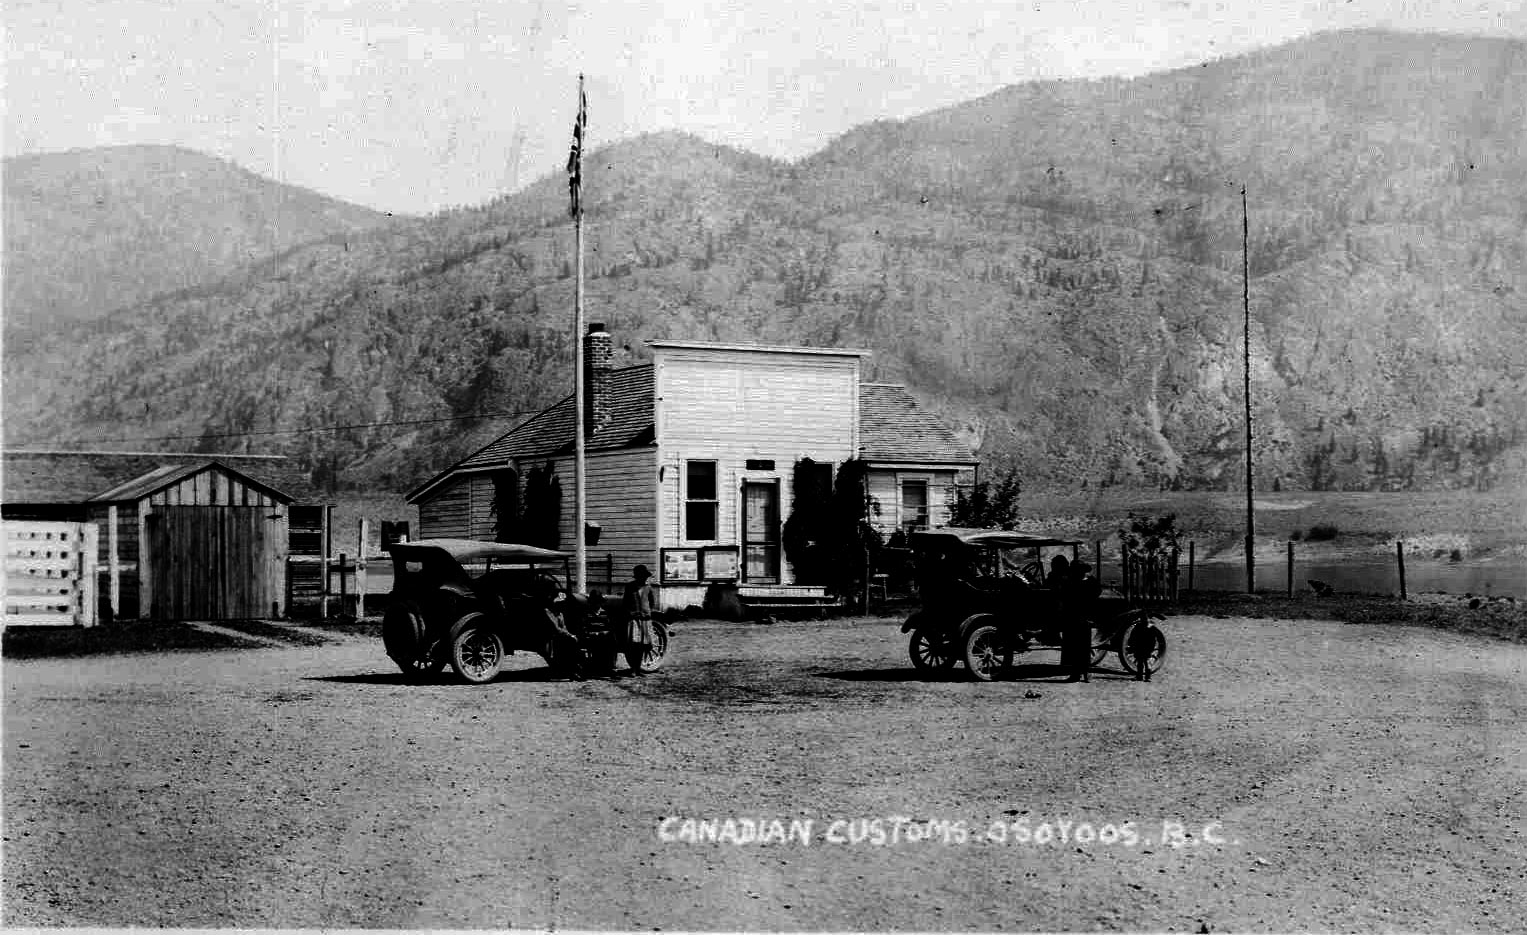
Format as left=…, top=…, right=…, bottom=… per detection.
left=6, top=29, right=1526, bottom=496
left=2, top=145, right=398, bottom=345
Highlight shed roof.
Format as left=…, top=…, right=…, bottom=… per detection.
left=3, top=450, right=317, bottom=505
left=858, top=384, right=977, bottom=465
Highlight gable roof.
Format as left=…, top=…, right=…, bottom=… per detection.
left=857, top=384, right=977, bottom=465
left=3, top=450, right=317, bottom=504
left=87, top=460, right=295, bottom=504
left=406, top=365, right=655, bottom=502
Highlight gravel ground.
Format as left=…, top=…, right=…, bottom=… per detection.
left=4, top=614, right=1525, bottom=932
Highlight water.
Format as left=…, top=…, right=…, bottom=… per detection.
left=1182, top=559, right=1525, bottom=598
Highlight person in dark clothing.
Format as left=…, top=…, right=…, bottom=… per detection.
left=1129, top=618, right=1159, bottom=682
left=1057, top=557, right=1099, bottom=683
left=621, top=564, right=659, bottom=675
left=537, top=576, right=585, bottom=680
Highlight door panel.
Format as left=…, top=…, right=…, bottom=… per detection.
left=742, top=482, right=780, bottom=583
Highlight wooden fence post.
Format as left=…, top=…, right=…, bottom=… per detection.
left=338, top=553, right=348, bottom=616
left=1286, top=540, right=1294, bottom=597
left=1171, top=546, right=1180, bottom=600
left=1397, top=540, right=1407, bottom=601
left=356, top=519, right=369, bottom=620
left=319, top=506, right=331, bottom=620
left=1187, top=540, right=1195, bottom=593
left=107, top=504, right=121, bottom=622
left=80, top=524, right=99, bottom=628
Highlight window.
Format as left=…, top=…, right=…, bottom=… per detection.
left=685, top=461, right=718, bottom=540
left=900, top=480, right=929, bottom=532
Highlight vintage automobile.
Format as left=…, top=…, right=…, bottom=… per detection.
left=380, top=538, right=669, bottom=684
left=899, top=528, right=1166, bottom=681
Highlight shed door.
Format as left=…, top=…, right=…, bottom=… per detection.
left=147, top=506, right=278, bottom=620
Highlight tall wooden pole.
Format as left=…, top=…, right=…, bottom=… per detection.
left=1243, top=184, right=1255, bottom=594
left=573, top=74, right=588, bottom=593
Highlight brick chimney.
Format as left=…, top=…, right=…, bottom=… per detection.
left=584, top=323, right=612, bottom=439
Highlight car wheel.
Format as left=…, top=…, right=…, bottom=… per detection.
left=964, top=625, right=1006, bottom=682
left=383, top=602, right=444, bottom=680
left=638, top=622, right=670, bottom=671
left=1089, top=625, right=1110, bottom=667
left=449, top=616, right=504, bottom=684
left=1118, top=621, right=1166, bottom=676
left=909, top=628, right=957, bottom=672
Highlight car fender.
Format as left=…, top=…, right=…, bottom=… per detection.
left=956, top=613, right=1001, bottom=643
left=437, top=581, right=475, bottom=601
left=447, top=611, right=492, bottom=645
left=900, top=610, right=931, bottom=633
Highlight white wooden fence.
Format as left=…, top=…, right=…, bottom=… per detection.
left=4, top=521, right=99, bottom=627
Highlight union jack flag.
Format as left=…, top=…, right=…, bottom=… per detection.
left=567, top=78, right=587, bottom=218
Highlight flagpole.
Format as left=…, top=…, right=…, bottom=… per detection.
left=1242, top=184, right=1254, bottom=594
left=571, top=74, right=588, bottom=593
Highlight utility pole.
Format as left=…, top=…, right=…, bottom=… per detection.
left=569, top=75, right=588, bottom=591
left=1243, top=184, right=1255, bottom=594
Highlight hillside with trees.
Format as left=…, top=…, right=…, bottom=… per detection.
left=2, top=145, right=399, bottom=347
left=6, top=29, right=1525, bottom=496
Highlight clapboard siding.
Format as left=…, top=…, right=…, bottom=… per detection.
left=866, top=468, right=961, bottom=538
left=652, top=348, right=860, bottom=585
left=418, top=478, right=472, bottom=539
left=655, top=351, right=859, bottom=454
left=536, top=448, right=659, bottom=587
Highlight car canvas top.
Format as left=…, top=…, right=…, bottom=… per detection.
left=909, top=528, right=1083, bottom=549
left=384, top=538, right=571, bottom=564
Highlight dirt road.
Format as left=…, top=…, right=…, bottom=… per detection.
left=4, top=614, right=1524, bottom=931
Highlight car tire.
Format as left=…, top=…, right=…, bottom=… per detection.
left=636, top=621, right=670, bottom=672
left=964, top=624, right=1006, bottom=682
left=448, top=615, right=504, bottom=684
left=383, top=602, right=444, bottom=680
left=1117, top=621, right=1166, bottom=676
left=909, top=628, right=957, bottom=672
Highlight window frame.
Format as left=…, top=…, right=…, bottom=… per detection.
left=683, top=459, right=720, bottom=542
left=899, top=477, right=931, bottom=533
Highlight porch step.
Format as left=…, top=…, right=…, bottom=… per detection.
left=737, top=585, right=838, bottom=608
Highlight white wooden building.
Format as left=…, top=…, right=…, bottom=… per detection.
left=407, top=327, right=977, bottom=608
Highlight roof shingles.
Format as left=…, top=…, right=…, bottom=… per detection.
left=858, top=384, right=975, bottom=464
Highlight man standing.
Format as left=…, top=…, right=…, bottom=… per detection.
left=621, top=564, right=659, bottom=675
left=1060, top=559, right=1099, bottom=683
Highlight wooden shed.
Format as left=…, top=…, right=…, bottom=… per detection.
left=4, top=451, right=317, bottom=621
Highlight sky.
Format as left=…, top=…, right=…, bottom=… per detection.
left=7, top=0, right=1526, bottom=214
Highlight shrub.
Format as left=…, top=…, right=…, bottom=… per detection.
left=1306, top=522, right=1340, bottom=541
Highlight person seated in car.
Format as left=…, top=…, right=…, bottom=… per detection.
left=535, top=575, right=585, bottom=680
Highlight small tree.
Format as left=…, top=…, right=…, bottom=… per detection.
left=947, top=469, right=1022, bottom=529
left=782, top=457, right=835, bottom=585
left=520, top=462, right=563, bottom=550
left=823, top=460, right=882, bottom=599
left=490, top=468, right=521, bottom=543
left=1118, top=512, right=1181, bottom=558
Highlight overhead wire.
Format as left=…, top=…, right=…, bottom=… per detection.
left=43, top=408, right=543, bottom=447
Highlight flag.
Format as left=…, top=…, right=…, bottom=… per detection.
left=567, top=79, right=587, bottom=218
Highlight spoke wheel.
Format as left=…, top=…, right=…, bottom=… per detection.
left=450, top=624, right=504, bottom=684
left=1118, top=622, right=1167, bottom=676
left=963, top=625, right=1006, bottom=682
left=383, top=603, right=444, bottom=680
left=639, top=622, right=670, bottom=672
left=909, top=629, right=957, bottom=672
left=1089, top=626, right=1110, bottom=667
